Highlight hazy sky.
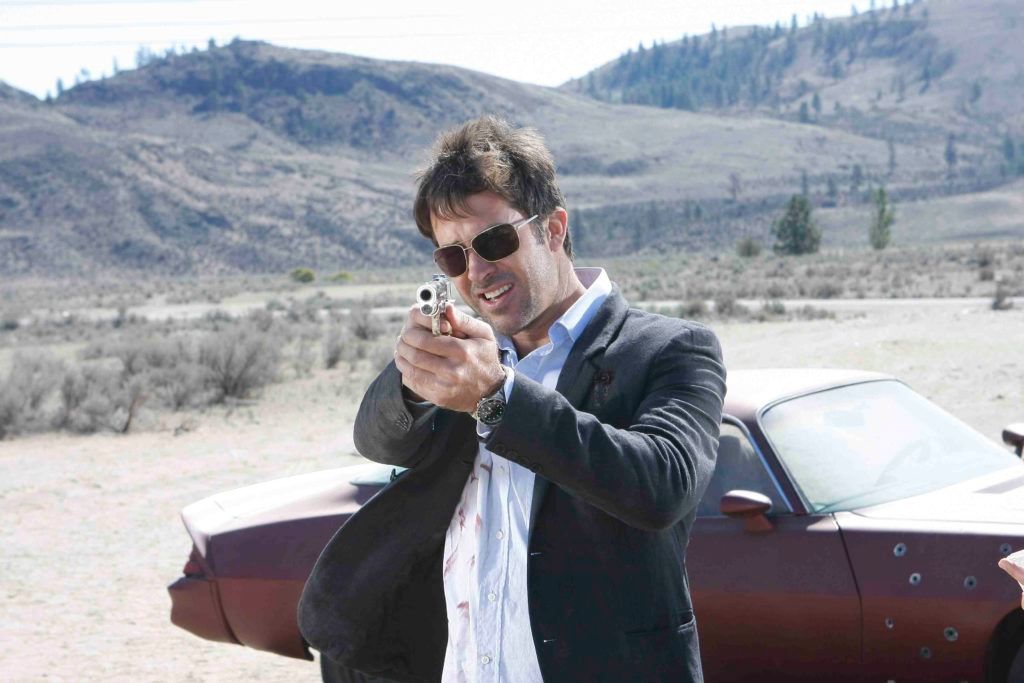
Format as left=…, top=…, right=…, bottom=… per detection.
left=2, top=0, right=865, bottom=99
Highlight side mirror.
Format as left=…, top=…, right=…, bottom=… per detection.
left=1003, top=423, right=1024, bottom=458
left=721, top=490, right=774, bottom=533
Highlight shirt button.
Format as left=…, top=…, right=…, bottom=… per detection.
left=496, top=530, right=505, bottom=540
left=480, top=655, right=491, bottom=665
left=487, top=592, right=497, bottom=602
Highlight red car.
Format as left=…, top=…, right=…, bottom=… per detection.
left=169, top=369, right=1024, bottom=682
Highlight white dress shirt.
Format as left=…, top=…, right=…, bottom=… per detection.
left=441, top=268, right=612, bottom=683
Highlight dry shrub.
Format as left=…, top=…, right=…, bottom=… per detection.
left=680, top=300, right=708, bottom=320
left=1, top=309, right=22, bottom=332
left=809, top=279, right=844, bottom=299
left=55, top=365, right=139, bottom=434
left=0, top=352, right=64, bottom=438
left=367, top=339, right=397, bottom=375
left=149, top=363, right=209, bottom=410
left=714, top=291, right=739, bottom=317
left=736, top=236, right=763, bottom=258
left=349, top=306, right=384, bottom=341
left=198, top=321, right=282, bottom=401
left=764, top=282, right=791, bottom=299
left=291, top=330, right=318, bottom=378
left=793, top=305, right=835, bottom=320
left=324, top=325, right=346, bottom=369
left=992, top=282, right=1014, bottom=311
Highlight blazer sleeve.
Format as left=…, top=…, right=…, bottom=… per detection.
left=484, top=323, right=726, bottom=532
left=353, top=360, right=439, bottom=469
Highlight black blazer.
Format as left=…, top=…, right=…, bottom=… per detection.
left=299, top=288, right=726, bottom=683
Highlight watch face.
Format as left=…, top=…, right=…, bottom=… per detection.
left=478, top=397, right=505, bottom=425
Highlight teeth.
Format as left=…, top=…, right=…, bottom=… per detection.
left=483, top=284, right=511, bottom=300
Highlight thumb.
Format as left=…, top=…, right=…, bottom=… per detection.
left=446, top=305, right=494, bottom=341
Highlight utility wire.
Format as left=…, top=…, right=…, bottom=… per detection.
left=0, top=24, right=694, bottom=48
left=1, top=0, right=240, bottom=6
left=0, top=14, right=456, bottom=31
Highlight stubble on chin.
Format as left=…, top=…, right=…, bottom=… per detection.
left=475, top=295, right=536, bottom=340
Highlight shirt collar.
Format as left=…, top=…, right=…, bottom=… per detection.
left=496, top=267, right=612, bottom=357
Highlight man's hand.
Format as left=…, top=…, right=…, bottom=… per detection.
left=998, top=553, right=1024, bottom=610
left=394, top=304, right=505, bottom=413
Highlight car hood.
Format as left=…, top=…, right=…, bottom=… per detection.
left=852, top=464, right=1024, bottom=526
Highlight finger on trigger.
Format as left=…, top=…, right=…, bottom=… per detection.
left=443, top=305, right=469, bottom=339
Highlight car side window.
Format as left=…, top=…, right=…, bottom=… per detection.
left=698, top=422, right=790, bottom=517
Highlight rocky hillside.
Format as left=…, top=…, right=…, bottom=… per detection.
left=564, top=0, right=1024, bottom=148
left=1, top=0, right=1022, bottom=278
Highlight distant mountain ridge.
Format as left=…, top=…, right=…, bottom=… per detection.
left=0, top=81, right=39, bottom=106
left=59, top=42, right=555, bottom=156
left=564, top=0, right=1024, bottom=146
left=1, top=0, right=1022, bottom=278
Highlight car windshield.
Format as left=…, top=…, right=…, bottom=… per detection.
left=760, top=380, right=1020, bottom=513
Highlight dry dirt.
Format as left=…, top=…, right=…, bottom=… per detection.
left=1, top=299, right=1021, bottom=682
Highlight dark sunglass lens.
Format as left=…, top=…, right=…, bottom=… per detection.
left=433, top=246, right=467, bottom=277
left=473, top=224, right=520, bottom=262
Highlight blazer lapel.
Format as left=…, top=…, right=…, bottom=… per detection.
left=528, top=287, right=630, bottom=533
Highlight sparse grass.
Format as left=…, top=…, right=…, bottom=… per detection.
left=606, top=241, right=1024, bottom=304
left=0, top=241, right=1018, bottom=440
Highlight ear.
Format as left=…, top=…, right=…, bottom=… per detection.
left=543, top=208, right=569, bottom=254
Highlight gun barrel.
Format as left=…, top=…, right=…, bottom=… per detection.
left=417, top=284, right=439, bottom=316
left=417, top=275, right=450, bottom=336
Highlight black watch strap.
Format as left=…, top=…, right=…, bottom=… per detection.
left=472, top=366, right=511, bottom=424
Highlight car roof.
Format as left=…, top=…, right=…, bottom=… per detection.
left=723, top=368, right=894, bottom=421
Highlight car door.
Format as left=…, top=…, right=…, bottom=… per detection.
left=687, top=420, right=863, bottom=682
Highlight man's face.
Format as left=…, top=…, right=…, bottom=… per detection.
left=431, top=192, right=558, bottom=339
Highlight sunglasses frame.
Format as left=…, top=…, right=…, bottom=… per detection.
left=432, top=214, right=539, bottom=277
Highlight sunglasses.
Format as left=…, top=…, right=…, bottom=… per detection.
left=432, top=214, right=539, bottom=277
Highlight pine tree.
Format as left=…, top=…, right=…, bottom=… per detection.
left=851, top=164, right=864, bottom=193
left=772, top=195, right=821, bottom=255
left=826, top=176, right=839, bottom=206
left=1003, top=133, right=1016, bottom=164
left=812, top=92, right=822, bottom=119
left=869, top=187, right=895, bottom=250
left=944, top=134, right=957, bottom=178
left=799, top=101, right=811, bottom=123
left=728, top=172, right=742, bottom=202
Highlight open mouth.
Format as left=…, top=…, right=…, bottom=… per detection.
left=480, top=283, right=513, bottom=305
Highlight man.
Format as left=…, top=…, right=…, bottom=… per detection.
left=299, top=116, right=726, bottom=683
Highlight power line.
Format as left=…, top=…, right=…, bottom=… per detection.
left=0, top=14, right=455, bottom=31
left=1, top=0, right=239, bottom=6
left=0, top=25, right=691, bottom=49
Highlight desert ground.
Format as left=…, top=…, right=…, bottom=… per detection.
left=1, top=291, right=1022, bottom=682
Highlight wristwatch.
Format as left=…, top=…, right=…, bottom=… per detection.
left=472, top=365, right=512, bottom=426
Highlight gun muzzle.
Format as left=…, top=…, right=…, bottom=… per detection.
left=417, top=283, right=440, bottom=316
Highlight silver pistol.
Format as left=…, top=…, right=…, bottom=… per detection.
left=416, top=275, right=452, bottom=336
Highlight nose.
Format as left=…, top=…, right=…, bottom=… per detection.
left=465, top=248, right=498, bottom=283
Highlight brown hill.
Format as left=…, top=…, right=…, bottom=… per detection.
left=0, top=26, right=1020, bottom=277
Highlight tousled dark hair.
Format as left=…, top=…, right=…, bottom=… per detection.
left=413, top=116, right=572, bottom=258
